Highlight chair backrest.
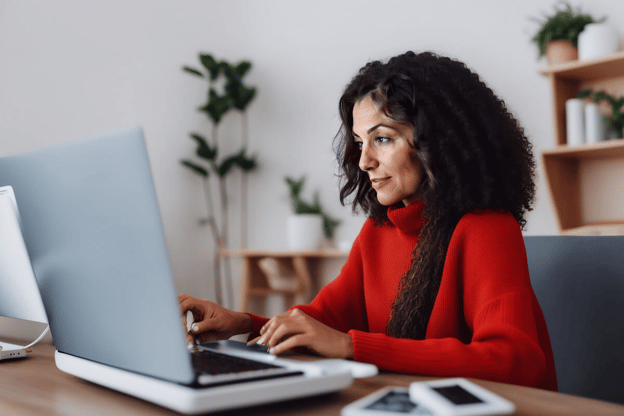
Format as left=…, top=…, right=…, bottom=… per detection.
left=524, top=236, right=624, bottom=404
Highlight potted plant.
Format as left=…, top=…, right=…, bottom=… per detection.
left=530, top=2, right=600, bottom=65
left=285, top=176, right=341, bottom=251
left=180, top=53, right=258, bottom=307
left=579, top=89, right=624, bottom=139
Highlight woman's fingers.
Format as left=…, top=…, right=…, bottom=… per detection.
left=269, top=334, right=307, bottom=355
left=264, top=319, right=299, bottom=349
left=247, top=336, right=262, bottom=346
left=252, top=310, right=310, bottom=353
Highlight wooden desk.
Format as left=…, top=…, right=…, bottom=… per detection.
left=2, top=342, right=624, bottom=416
left=221, top=249, right=348, bottom=313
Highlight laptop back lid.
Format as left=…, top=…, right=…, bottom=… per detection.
left=0, top=126, right=194, bottom=383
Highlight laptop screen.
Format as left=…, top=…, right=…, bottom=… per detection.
left=0, top=126, right=195, bottom=383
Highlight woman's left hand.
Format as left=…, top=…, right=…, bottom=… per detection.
left=248, top=308, right=354, bottom=359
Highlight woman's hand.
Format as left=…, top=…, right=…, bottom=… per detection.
left=178, top=293, right=253, bottom=346
left=248, top=308, right=354, bottom=359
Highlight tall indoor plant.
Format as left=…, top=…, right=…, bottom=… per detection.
left=530, top=2, right=600, bottom=65
left=181, top=53, right=257, bottom=307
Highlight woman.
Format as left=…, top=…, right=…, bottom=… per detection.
left=179, top=51, right=558, bottom=391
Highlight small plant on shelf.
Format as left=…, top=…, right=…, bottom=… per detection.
left=530, top=2, right=600, bottom=58
left=578, top=89, right=624, bottom=138
left=285, top=176, right=341, bottom=240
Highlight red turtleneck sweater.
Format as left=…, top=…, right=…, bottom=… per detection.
left=249, top=202, right=557, bottom=391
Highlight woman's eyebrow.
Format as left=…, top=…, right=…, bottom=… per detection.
left=353, top=123, right=397, bottom=138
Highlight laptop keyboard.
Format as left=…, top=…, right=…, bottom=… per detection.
left=190, top=348, right=303, bottom=387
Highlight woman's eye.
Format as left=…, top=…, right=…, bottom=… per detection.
left=355, top=141, right=363, bottom=149
left=376, top=137, right=390, bottom=144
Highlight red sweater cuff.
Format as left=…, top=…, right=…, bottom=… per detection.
left=348, top=329, right=387, bottom=364
left=245, top=313, right=269, bottom=340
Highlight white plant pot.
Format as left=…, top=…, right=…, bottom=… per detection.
left=287, top=214, right=323, bottom=251
left=566, top=98, right=585, bottom=146
left=578, top=23, right=620, bottom=61
left=584, top=103, right=606, bottom=144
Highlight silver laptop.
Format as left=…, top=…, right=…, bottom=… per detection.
left=0, top=126, right=352, bottom=413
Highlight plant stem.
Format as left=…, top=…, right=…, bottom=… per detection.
left=219, top=176, right=234, bottom=308
left=241, top=111, right=249, bottom=248
left=209, top=122, right=234, bottom=308
left=203, top=177, right=223, bottom=305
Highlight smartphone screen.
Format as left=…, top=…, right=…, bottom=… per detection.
left=431, top=385, right=484, bottom=405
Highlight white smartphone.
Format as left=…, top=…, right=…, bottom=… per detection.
left=341, top=386, right=434, bottom=415
left=408, top=378, right=515, bottom=416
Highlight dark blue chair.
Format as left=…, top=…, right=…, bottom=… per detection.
left=525, top=236, right=624, bottom=404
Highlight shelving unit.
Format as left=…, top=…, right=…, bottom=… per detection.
left=539, top=51, right=624, bottom=235
left=221, top=249, right=348, bottom=313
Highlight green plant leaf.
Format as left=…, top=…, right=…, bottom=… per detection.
left=199, top=54, right=221, bottom=80
left=227, top=83, right=257, bottom=111
left=198, top=88, right=233, bottom=124
left=189, top=133, right=217, bottom=160
left=322, top=214, right=342, bottom=239
left=183, top=66, right=204, bottom=77
left=293, top=200, right=321, bottom=215
left=285, top=176, right=305, bottom=200
left=577, top=89, right=592, bottom=98
left=234, top=61, right=252, bottom=78
left=216, top=155, right=237, bottom=177
left=234, top=149, right=257, bottom=171
left=216, top=149, right=257, bottom=177
left=180, top=159, right=209, bottom=177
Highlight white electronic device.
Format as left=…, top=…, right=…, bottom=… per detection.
left=341, top=378, right=516, bottom=416
left=408, top=378, right=515, bottom=416
left=0, top=186, right=49, bottom=361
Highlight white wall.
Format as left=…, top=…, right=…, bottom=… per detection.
left=1, top=0, right=624, bottom=319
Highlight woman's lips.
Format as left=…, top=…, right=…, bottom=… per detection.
left=370, top=177, right=390, bottom=189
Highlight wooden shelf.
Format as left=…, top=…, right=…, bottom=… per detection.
left=539, top=50, right=624, bottom=80
left=540, top=51, right=624, bottom=234
left=222, top=249, right=348, bottom=314
left=542, top=140, right=624, bottom=159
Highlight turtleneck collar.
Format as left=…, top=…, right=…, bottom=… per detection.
left=387, top=201, right=425, bottom=236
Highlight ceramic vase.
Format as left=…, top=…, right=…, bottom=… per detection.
left=578, top=23, right=620, bottom=61
left=286, top=214, right=323, bottom=251
left=566, top=98, right=585, bottom=146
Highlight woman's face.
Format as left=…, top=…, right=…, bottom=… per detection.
left=352, top=95, right=424, bottom=207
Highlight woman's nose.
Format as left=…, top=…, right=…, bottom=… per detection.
left=358, top=144, right=378, bottom=171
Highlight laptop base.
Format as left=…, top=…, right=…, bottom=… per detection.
left=55, top=350, right=352, bottom=414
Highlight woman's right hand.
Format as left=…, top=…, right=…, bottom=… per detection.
left=178, top=293, right=253, bottom=346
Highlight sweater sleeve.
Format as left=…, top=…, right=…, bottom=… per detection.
left=349, top=213, right=551, bottom=389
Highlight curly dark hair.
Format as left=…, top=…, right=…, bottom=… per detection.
left=334, top=51, right=536, bottom=340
